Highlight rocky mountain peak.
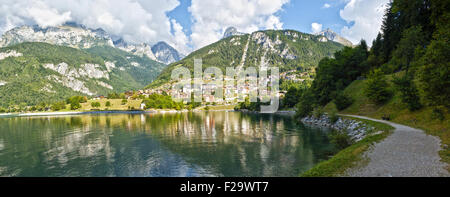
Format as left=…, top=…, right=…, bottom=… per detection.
left=0, top=23, right=114, bottom=49
left=223, top=27, right=245, bottom=38
left=314, top=28, right=353, bottom=47
left=151, top=41, right=183, bottom=65
left=0, top=23, right=185, bottom=65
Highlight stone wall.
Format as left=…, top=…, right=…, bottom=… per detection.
left=301, top=115, right=376, bottom=142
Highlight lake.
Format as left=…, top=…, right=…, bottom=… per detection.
left=0, top=111, right=337, bottom=177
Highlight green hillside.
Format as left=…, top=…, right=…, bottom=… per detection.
left=0, top=42, right=165, bottom=107
left=148, top=30, right=344, bottom=88
left=86, top=46, right=166, bottom=86
left=323, top=74, right=449, bottom=170
left=294, top=0, right=450, bottom=172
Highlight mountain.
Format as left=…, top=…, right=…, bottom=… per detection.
left=223, top=27, right=245, bottom=38
left=0, top=23, right=184, bottom=65
left=151, top=41, right=184, bottom=65
left=0, top=42, right=166, bottom=107
left=314, top=28, right=353, bottom=47
left=113, top=38, right=158, bottom=61
left=148, top=29, right=345, bottom=89
left=114, top=39, right=183, bottom=65
left=0, top=23, right=114, bottom=49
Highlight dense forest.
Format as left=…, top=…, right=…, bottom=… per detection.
left=293, top=0, right=449, bottom=119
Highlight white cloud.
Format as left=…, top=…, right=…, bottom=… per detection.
left=0, top=0, right=190, bottom=53
left=169, top=19, right=190, bottom=54
left=188, top=0, right=290, bottom=50
left=339, top=0, right=389, bottom=45
left=311, top=22, right=323, bottom=33
left=26, top=1, right=72, bottom=28
left=323, top=3, right=331, bottom=9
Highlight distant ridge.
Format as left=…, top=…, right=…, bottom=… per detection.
left=314, top=28, right=353, bottom=47
left=0, top=23, right=184, bottom=64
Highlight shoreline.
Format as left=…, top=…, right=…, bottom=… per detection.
left=301, top=114, right=395, bottom=177
left=1, top=109, right=296, bottom=118
left=1, top=110, right=179, bottom=117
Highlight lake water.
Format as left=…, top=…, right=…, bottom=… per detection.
left=0, top=111, right=337, bottom=177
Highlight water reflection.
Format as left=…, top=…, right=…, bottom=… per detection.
left=0, top=112, right=336, bottom=177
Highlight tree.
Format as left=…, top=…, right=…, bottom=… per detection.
left=416, top=18, right=450, bottom=108
left=391, top=26, right=426, bottom=73
left=333, top=92, right=353, bottom=111
left=310, top=42, right=369, bottom=106
left=393, top=75, right=422, bottom=111
left=295, top=90, right=315, bottom=118
left=364, top=69, right=391, bottom=104
left=51, top=101, right=66, bottom=111
left=283, top=86, right=302, bottom=108
left=91, top=102, right=101, bottom=108
left=70, top=101, right=81, bottom=110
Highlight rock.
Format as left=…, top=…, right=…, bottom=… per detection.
left=301, top=115, right=371, bottom=143
left=223, top=27, right=245, bottom=38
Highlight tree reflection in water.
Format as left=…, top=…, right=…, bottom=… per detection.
left=0, top=112, right=336, bottom=177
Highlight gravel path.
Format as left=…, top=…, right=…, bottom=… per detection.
left=342, top=115, right=449, bottom=177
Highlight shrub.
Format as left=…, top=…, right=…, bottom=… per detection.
left=431, top=108, right=445, bottom=121
left=364, top=69, right=391, bottom=104
left=70, top=101, right=81, bottom=110
left=313, top=107, right=324, bottom=118
left=329, top=110, right=339, bottom=124
left=329, top=130, right=353, bottom=149
left=105, top=101, right=111, bottom=107
left=333, top=92, right=353, bottom=111
left=121, top=99, right=127, bottom=105
left=51, top=101, right=66, bottom=111
left=91, top=102, right=101, bottom=108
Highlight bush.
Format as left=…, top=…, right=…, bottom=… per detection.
left=91, top=102, right=101, bottom=108
left=105, top=101, right=111, bottom=107
left=121, top=99, right=127, bottom=105
left=329, top=130, right=353, bottom=149
left=333, top=92, right=353, bottom=111
left=142, top=94, right=182, bottom=110
left=364, top=69, right=391, bottom=104
left=393, top=75, right=422, bottom=111
left=431, top=108, right=445, bottom=121
left=329, top=110, right=339, bottom=124
left=70, top=101, right=81, bottom=110
left=51, top=101, right=66, bottom=111
left=313, top=107, right=324, bottom=118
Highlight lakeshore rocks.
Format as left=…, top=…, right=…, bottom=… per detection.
left=301, top=115, right=376, bottom=142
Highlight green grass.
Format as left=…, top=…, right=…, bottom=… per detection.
left=301, top=116, right=394, bottom=177
left=324, top=74, right=450, bottom=172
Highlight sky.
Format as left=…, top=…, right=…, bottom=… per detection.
left=0, top=0, right=390, bottom=54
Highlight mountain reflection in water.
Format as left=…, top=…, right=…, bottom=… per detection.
left=0, top=111, right=337, bottom=177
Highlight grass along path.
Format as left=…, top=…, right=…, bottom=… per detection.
left=342, top=115, right=449, bottom=177
left=301, top=116, right=394, bottom=177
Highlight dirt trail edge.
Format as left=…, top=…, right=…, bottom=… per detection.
left=341, top=114, right=449, bottom=177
